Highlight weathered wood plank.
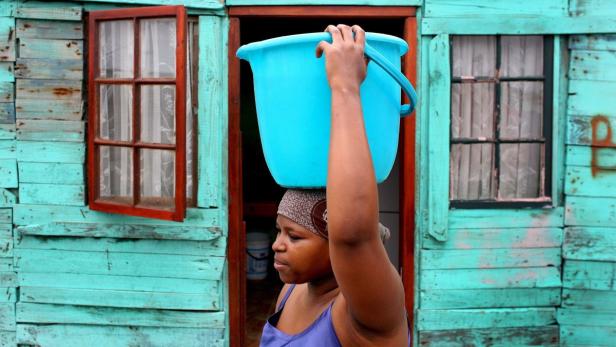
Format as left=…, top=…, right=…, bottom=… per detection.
left=570, top=50, right=616, bottom=82
left=421, top=267, right=561, bottom=290
left=421, top=248, right=561, bottom=269
left=16, top=324, right=224, bottom=347
left=0, top=1, right=16, bottom=17
left=417, top=307, right=556, bottom=331
left=17, top=234, right=226, bottom=257
left=16, top=119, right=84, bottom=142
left=0, top=102, right=15, bottom=124
left=15, top=3, right=82, bottom=21
left=565, top=166, right=616, bottom=198
left=560, top=324, right=616, bottom=347
left=0, top=257, right=12, bottom=272
left=0, top=237, right=12, bottom=257
left=420, top=288, right=561, bottom=309
left=18, top=38, right=83, bottom=60
left=0, top=287, right=15, bottom=303
left=565, top=196, right=616, bottom=226
left=0, top=82, right=13, bottom=102
left=558, top=309, right=616, bottom=327
left=15, top=98, right=83, bottom=120
left=18, top=272, right=218, bottom=295
left=16, top=141, right=84, bottom=163
left=0, top=302, right=15, bottom=330
left=419, top=326, right=559, bottom=347
left=13, top=204, right=220, bottom=229
left=0, top=140, right=15, bottom=160
left=16, top=19, right=83, bottom=39
left=570, top=0, right=616, bottom=17
left=0, top=330, right=15, bottom=347
left=15, top=58, right=82, bottom=80
left=0, top=224, right=10, bottom=238
left=570, top=34, right=616, bottom=51
left=564, top=227, right=616, bottom=262
left=16, top=79, right=82, bottom=101
left=0, top=159, right=16, bottom=188
left=567, top=145, right=616, bottom=167
left=18, top=162, right=83, bottom=184
left=424, top=0, right=567, bottom=17
left=562, top=288, right=616, bottom=311
left=83, top=0, right=224, bottom=9
left=16, top=303, right=226, bottom=328
left=20, top=286, right=220, bottom=310
left=0, top=62, right=14, bottom=82
left=567, top=114, right=616, bottom=146
left=551, top=27, right=569, bottom=207
left=19, top=183, right=85, bottom=206
left=0, top=208, right=11, bottom=224
left=564, top=260, right=616, bottom=291
left=423, top=227, right=563, bottom=249
left=0, top=124, right=12, bottom=140
left=449, top=208, right=564, bottom=229
left=0, top=188, right=15, bottom=207
left=568, top=80, right=616, bottom=116
left=14, top=249, right=225, bottom=280
left=0, top=17, right=16, bottom=62
left=0, top=272, right=16, bottom=287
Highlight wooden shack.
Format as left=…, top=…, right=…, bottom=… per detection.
left=0, top=0, right=614, bottom=346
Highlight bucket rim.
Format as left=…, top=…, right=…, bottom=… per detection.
left=236, top=32, right=408, bottom=60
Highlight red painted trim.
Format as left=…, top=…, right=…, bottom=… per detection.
left=229, top=6, right=415, bottom=18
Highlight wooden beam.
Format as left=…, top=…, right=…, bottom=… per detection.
left=229, top=5, right=415, bottom=18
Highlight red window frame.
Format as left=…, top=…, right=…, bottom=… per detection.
left=88, top=6, right=187, bottom=221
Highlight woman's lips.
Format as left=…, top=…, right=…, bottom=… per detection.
left=274, top=258, right=288, bottom=270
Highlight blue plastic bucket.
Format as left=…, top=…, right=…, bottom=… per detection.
left=237, top=33, right=417, bottom=188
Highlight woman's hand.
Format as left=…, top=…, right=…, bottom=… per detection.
left=316, top=25, right=367, bottom=94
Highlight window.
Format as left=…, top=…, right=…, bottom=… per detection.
left=87, top=6, right=198, bottom=221
left=449, top=35, right=553, bottom=207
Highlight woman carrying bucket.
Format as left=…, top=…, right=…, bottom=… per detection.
left=260, top=24, right=410, bottom=346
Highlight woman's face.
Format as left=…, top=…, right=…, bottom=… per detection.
left=272, top=215, right=332, bottom=283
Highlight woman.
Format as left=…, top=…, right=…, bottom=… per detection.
left=260, top=24, right=409, bottom=346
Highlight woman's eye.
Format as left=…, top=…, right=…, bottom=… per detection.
left=288, top=234, right=300, bottom=241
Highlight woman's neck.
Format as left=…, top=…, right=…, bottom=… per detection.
left=305, top=274, right=339, bottom=302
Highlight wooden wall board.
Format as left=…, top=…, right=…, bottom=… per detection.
left=568, top=80, right=616, bottom=116
left=420, top=288, right=561, bottom=309
left=570, top=0, right=616, bottom=17
left=423, top=228, right=563, bottom=250
left=18, top=183, right=85, bottom=206
left=0, top=258, right=12, bottom=272
left=566, top=114, right=616, bottom=146
left=16, top=119, right=85, bottom=142
left=421, top=248, right=561, bottom=269
left=0, top=159, right=17, bottom=188
left=0, top=17, right=16, bottom=62
left=15, top=3, right=82, bottom=21
left=16, top=141, right=84, bottom=163
left=567, top=145, right=616, bottom=167
left=0, top=272, right=16, bottom=287
left=0, top=102, right=15, bottom=124
left=553, top=36, right=569, bottom=207
left=0, top=303, right=15, bottom=330
left=563, top=260, right=616, bottom=290
left=15, top=99, right=83, bottom=120
left=560, top=324, right=616, bottom=346
left=417, top=307, right=556, bottom=330
left=18, top=38, right=83, bottom=60
left=565, top=166, right=616, bottom=197
left=557, top=308, right=616, bottom=327
left=0, top=237, right=12, bottom=257
left=421, top=267, right=561, bottom=290
left=0, top=288, right=16, bottom=303
left=0, top=82, right=14, bottom=102
left=0, top=224, right=9, bottom=238
left=563, top=227, right=616, bottom=262
left=562, top=288, right=616, bottom=311
left=16, top=79, right=82, bottom=101
left=0, top=140, right=15, bottom=160
left=0, top=124, right=14, bottom=139
left=0, top=188, right=15, bottom=207
left=18, top=162, right=83, bottom=184
left=226, top=0, right=418, bottom=5
left=16, top=19, right=83, bottom=39
left=0, top=62, right=14, bottom=82
left=418, top=326, right=559, bottom=347
left=80, top=0, right=224, bottom=10
left=570, top=34, right=616, bottom=51
left=15, top=58, right=83, bottom=80
left=0, top=1, right=16, bottom=17
left=423, top=0, right=567, bottom=18
left=570, top=50, right=616, bottom=82
left=565, top=196, right=616, bottom=226
left=449, top=208, right=565, bottom=229
left=0, top=209, right=11, bottom=224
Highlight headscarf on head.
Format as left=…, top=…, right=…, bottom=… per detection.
left=277, top=189, right=391, bottom=242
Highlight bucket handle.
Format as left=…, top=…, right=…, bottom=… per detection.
left=363, top=44, right=417, bottom=116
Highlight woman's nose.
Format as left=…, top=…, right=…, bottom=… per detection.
left=272, top=233, right=285, bottom=252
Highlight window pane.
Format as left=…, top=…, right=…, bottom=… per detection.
left=499, top=143, right=542, bottom=199
left=140, top=85, right=175, bottom=144
left=501, top=36, right=543, bottom=77
left=450, top=143, right=495, bottom=200
left=499, top=82, right=543, bottom=139
left=99, top=20, right=134, bottom=78
left=140, top=18, right=176, bottom=78
left=140, top=149, right=175, bottom=210
left=452, top=36, right=496, bottom=78
left=99, top=146, right=133, bottom=204
left=451, top=83, right=495, bottom=139
left=99, top=85, right=132, bottom=141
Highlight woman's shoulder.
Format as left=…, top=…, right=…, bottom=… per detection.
left=274, top=283, right=293, bottom=310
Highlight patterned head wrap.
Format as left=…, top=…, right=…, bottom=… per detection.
left=277, top=189, right=391, bottom=242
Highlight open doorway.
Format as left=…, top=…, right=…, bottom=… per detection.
left=228, top=7, right=417, bottom=347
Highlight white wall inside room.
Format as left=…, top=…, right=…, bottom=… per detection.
left=378, top=152, right=400, bottom=270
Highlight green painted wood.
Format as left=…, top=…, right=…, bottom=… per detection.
left=557, top=308, right=616, bottom=327
left=15, top=3, right=82, bottom=21
left=449, top=207, right=565, bottom=229
left=417, top=307, right=556, bottom=331
left=0, top=288, right=16, bottom=303
left=0, top=82, right=13, bottom=102
left=564, top=227, right=616, bottom=261
left=18, top=38, right=83, bottom=60
left=566, top=115, right=615, bottom=146
left=570, top=50, right=616, bottom=82
left=0, top=272, right=16, bottom=287
left=16, top=19, right=83, bottom=39
left=16, top=324, right=224, bottom=347
left=0, top=124, right=14, bottom=139
left=0, top=188, right=15, bottom=207
left=82, top=0, right=223, bottom=10
left=565, top=196, right=616, bottom=226
left=565, top=165, right=616, bottom=197
left=17, top=234, right=226, bottom=257
left=20, top=286, right=220, bottom=310
left=421, top=248, right=561, bottom=269
left=15, top=58, right=83, bottom=80
left=570, top=0, right=616, bottom=17
left=562, top=288, right=616, bottom=311
left=420, top=288, right=561, bottom=309
left=18, top=272, right=218, bottom=295
left=0, top=237, right=12, bottom=257
left=0, top=0, right=16, bottom=16
left=0, top=102, right=15, bottom=124
left=226, top=0, right=417, bottom=4
left=0, top=303, right=15, bottom=330
left=424, top=0, right=567, bottom=18
left=16, top=141, right=84, bottom=163
left=553, top=36, right=568, bottom=207
left=427, top=34, right=450, bottom=242
left=19, top=183, right=85, bottom=206
left=18, top=162, right=83, bottom=184
left=0, top=17, right=15, bottom=62
left=419, top=326, right=559, bottom=347
left=560, top=324, right=616, bottom=346
left=16, top=221, right=222, bottom=241
left=16, top=78, right=82, bottom=101
left=568, top=80, right=616, bottom=116
left=0, top=159, right=16, bottom=188
left=0, top=331, right=15, bottom=347
left=0, top=224, right=9, bottom=238
left=198, top=15, right=223, bottom=208
left=563, top=260, right=616, bottom=290
left=14, top=249, right=225, bottom=280
left=16, top=98, right=83, bottom=120
left=423, top=227, right=563, bottom=249
left=0, top=258, right=12, bottom=272
left=0, top=209, right=11, bottom=224
left=570, top=34, right=616, bottom=51
left=0, top=62, right=14, bottom=82
left=13, top=204, right=220, bottom=228
left=16, top=119, right=85, bottom=142
left=567, top=145, right=616, bottom=167
left=421, top=267, right=562, bottom=290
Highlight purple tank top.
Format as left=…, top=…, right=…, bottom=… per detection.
left=260, top=284, right=411, bottom=347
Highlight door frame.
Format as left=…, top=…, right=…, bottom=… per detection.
left=227, top=6, right=418, bottom=346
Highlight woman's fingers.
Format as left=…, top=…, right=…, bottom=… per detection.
left=325, top=25, right=342, bottom=44
left=315, top=40, right=330, bottom=58
left=337, top=24, right=353, bottom=43
left=351, top=25, right=366, bottom=48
